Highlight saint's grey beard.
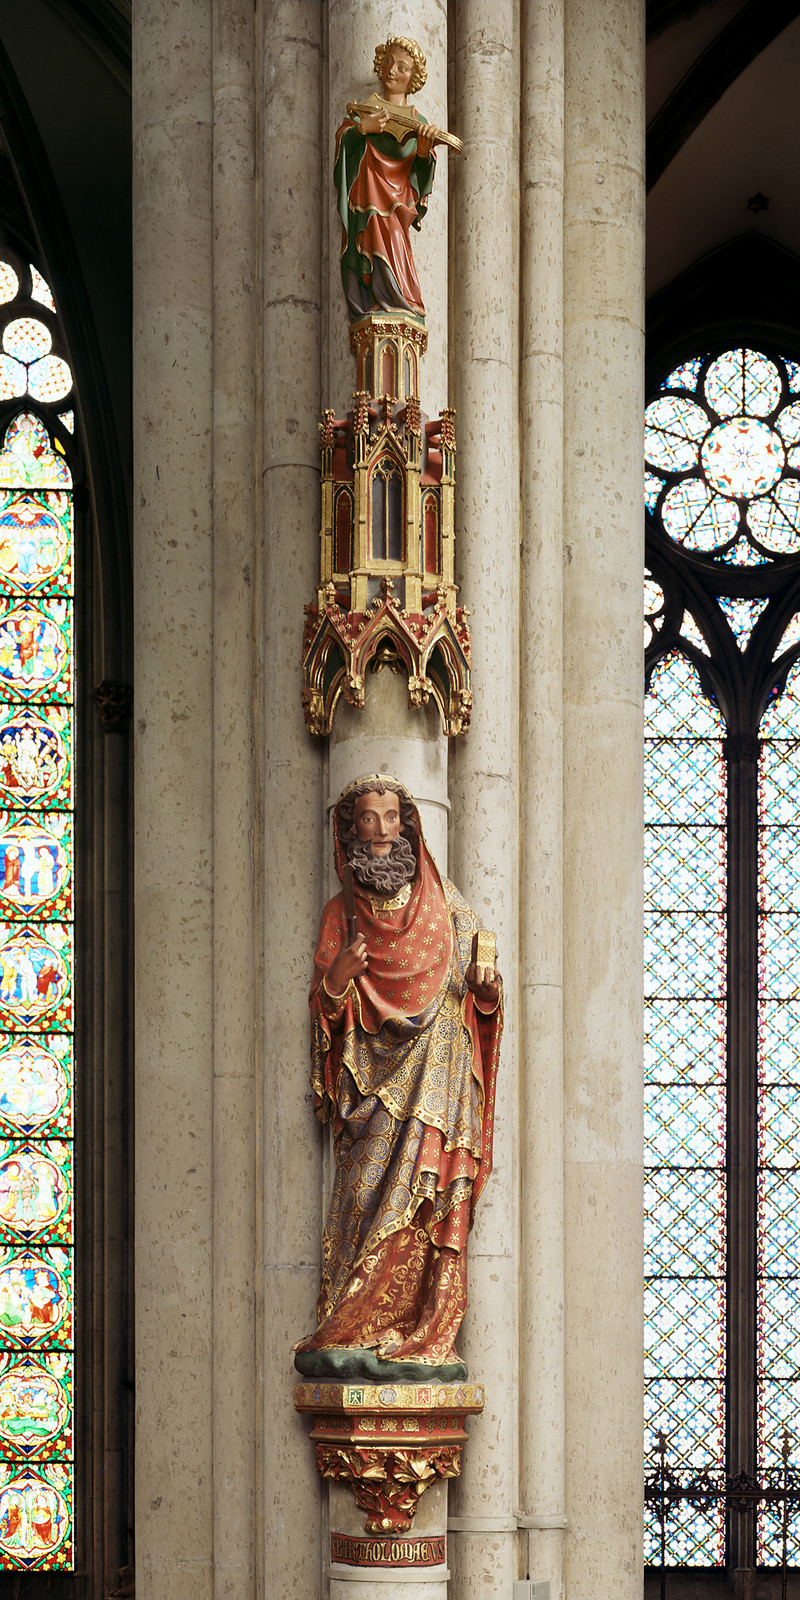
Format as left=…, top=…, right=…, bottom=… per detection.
left=347, top=835, right=417, bottom=896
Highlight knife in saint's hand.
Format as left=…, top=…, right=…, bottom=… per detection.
left=342, top=863, right=358, bottom=945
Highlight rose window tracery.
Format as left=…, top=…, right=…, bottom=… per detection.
left=645, top=348, right=800, bottom=563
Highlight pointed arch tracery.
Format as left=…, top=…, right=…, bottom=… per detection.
left=645, top=345, right=800, bottom=1571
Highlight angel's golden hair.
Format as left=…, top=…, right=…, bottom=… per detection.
left=373, top=36, right=427, bottom=95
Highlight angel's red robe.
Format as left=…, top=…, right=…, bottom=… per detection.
left=334, top=114, right=436, bottom=322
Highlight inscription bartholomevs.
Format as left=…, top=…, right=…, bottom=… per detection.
left=332, top=1532, right=446, bottom=1567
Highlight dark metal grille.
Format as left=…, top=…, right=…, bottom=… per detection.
left=646, top=1429, right=800, bottom=1594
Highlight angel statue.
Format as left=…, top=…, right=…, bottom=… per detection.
left=335, top=35, right=461, bottom=323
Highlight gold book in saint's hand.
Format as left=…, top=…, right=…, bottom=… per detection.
left=345, top=94, right=464, bottom=153
left=471, top=930, right=497, bottom=971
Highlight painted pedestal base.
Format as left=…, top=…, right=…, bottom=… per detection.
left=295, top=1380, right=485, bottom=1596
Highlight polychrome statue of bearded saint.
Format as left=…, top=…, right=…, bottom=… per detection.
left=294, top=776, right=502, bottom=1375
left=335, top=37, right=444, bottom=322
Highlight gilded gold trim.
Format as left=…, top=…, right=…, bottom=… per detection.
left=368, top=883, right=412, bottom=914
left=303, top=311, right=471, bottom=737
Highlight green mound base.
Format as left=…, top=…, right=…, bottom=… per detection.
left=294, top=1346, right=468, bottom=1384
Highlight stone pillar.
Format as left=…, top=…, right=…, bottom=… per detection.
left=132, top=4, right=215, bottom=1597
left=561, top=3, right=645, bottom=1598
left=519, top=0, right=567, bottom=1595
left=324, top=0, right=452, bottom=855
left=329, top=1486, right=449, bottom=1600
left=210, top=5, right=257, bottom=1598
left=329, top=672, right=449, bottom=875
left=317, top=14, right=456, bottom=1595
left=449, top=2, right=521, bottom=1595
left=257, top=5, right=326, bottom=1598
left=134, top=3, right=259, bottom=1597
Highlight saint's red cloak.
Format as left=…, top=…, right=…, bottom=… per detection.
left=296, top=784, right=502, bottom=1365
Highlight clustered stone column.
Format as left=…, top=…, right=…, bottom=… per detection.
left=326, top=0, right=452, bottom=880
left=519, top=0, right=568, bottom=1593
left=133, top=4, right=216, bottom=1595
left=561, top=3, right=645, bottom=1596
left=258, top=5, right=326, bottom=1599
left=131, top=1, right=646, bottom=1598
left=322, top=8, right=455, bottom=1593
left=134, top=0, right=264, bottom=1593
left=448, top=3, right=521, bottom=1595
left=210, top=5, right=258, bottom=1597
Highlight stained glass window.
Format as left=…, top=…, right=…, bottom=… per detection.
left=0, top=256, right=74, bottom=1571
left=645, top=342, right=800, bottom=1573
left=717, top=596, right=769, bottom=648
left=645, top=652, right=727, bottom=1565
left=645, top=348, right=800, bottom=564
left=757, top=668, right=800, bottom=1563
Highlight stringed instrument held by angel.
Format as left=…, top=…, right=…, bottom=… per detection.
left=345, top=93, right=464, bottom=154
left=334, top=34, right=462, bottom=324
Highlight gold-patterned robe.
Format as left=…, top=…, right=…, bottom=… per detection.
left=297, top=817, right=502, bottom=1365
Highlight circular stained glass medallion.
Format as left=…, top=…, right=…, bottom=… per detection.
left=0, top=1357, right=69, bottom=1450
left=0, top=1149, right=68, bottom=1236
left=777, top=401, right=800, bottom=450
left=661, top=479, right=739, bottom=548
left=701, top=420, right=784, bottom=499
left=0, top=822, right=68, bottom=912
left=0, top=495, right=71, bottom=593
left=0, top=936, right=69, bottom=1024
left=27, top=358, right=72, bottom=407
left=645, top=396, right=708, bottom=472
left=0, top=1043, right=69, bottom=1131
left=2, top=321, right=51, bottom=366
left=0, top=1470, right=70, bottom=1562
left=0, top=604, right=69, bottom=699
left=0, top=713, right=70, bottom=806
left=0, top=1255, right=69, bottom=1346
left=703, top=348, right=781, bottom=419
